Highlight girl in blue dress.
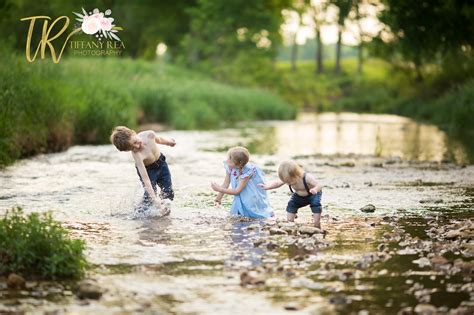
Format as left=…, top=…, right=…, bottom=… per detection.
left=211, top=147, right=274, bottom=219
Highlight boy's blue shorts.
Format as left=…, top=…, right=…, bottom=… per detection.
left=136, top=153, right=174, bottom=204
left=286, top=191, right=322, bottom=214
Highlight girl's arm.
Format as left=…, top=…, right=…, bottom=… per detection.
left=214, top=172, right=231, bottom=206
left=258, top=180, right=285, bottom=190
left=306, top=173, right=322, bottom=194
left=211, top=176, right=250, bottom=195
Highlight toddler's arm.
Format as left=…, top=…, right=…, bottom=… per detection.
left=211, top=176, right=250, bottom=196
left=306, top=173, right=322, bottom=194
left=214, top=172, right=230, bottom=206
left=258, top=180, right=285, bottom=190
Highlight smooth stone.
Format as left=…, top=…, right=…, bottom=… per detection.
left=298, top=226, right=323, bottom=235
left=360, top=204, right=376, bottom=213
left=76, top=280, right=103, bottom=300
left=269, top=228, right=287, bottom=235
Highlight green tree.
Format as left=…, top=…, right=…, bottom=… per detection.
left=377, top=0, right=474, bottom=81
left=307, top=0, right=329, bottom=74
left=180, top=0, right=292, bottom=72
left=331, top=0, right=352, bottom=74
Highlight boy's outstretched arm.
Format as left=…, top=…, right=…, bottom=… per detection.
left=258, top=180, right=285, bottom=190
left=214, top=172, right=230, bottom=206
left=133, top=154, right=161, bottom=208
left=154, top=133, right=176, bottom=147
left=211, top=176, right=250, bottom=195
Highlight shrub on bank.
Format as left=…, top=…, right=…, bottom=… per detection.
left=0, top=208, right=87, bottom=280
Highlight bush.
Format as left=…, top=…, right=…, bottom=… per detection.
left=0, top=208, right=87, bottom=280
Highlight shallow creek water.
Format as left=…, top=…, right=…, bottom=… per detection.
left=0, top=113, right=473, bottom=314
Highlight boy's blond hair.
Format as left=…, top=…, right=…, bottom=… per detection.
left=278, top=160, right=304, bottom=184
left=228, top=146, right=250, bottom=168
left=110, top=126, right=136, bottom=151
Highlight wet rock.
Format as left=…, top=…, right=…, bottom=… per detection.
left=419, top=198, right=443, bottom=204
left=266, top=242, right=278, bottom=250
left=279, top=223, right=296, bottom=234
left=397, top=306, right=413, bottom=315
left=378, top=243, right=387, bottom=252
left=397, top=248, right=418, bottom=255
left=430, top=255, right=448, bottom=266
left=329, top=295, right=348, bottom=305
left=7, top=273, right=25, bottom=289
left=244, top=224, right=260, bottom=231
left=269, top=227, right=287, bottom=235
left=290, top=277, right=325, bottom=290
left=445, top=229, right=464, bottom=239
left=76, top=280, right=103, bottom=300
left=360, top=204, right=376, bottom=213
left=253, top=238, right=265, bottom=247
left=385, top=157, right=401, bottom=164
left=240, top=271, right=265, bottom=286
left=284, top=302, right=301, bottom=311
left=412, top=257, right=431, bottom=268
left=298, top=226, right=323, bottom=236
left=340, top=161, right=355, bottom=167
left=413, top=303, right=437, bottom=314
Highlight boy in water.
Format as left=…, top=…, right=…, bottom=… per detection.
left=110, top=126, right=176, bottom=215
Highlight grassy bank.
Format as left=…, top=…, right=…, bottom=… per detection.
left=0, top=53, right=295, bottom=166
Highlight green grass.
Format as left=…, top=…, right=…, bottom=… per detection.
left=0, top=208, right=87, bottom=280
left=0, top=51, right=295, bottom=166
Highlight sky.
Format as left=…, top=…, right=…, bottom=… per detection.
left=280, top=0, right=384, bottom=46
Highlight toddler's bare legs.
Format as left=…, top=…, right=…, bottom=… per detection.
left=312, top=213, right=321, bottom=229
left=287, top=212, right=296, bottom=222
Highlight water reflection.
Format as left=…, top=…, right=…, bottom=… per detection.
left=245, top=113, right=470, bottom=163
left=226, top=220, right=266, bottom=268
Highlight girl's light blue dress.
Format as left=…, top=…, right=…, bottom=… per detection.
left=224, top=162, right=274, bottom=218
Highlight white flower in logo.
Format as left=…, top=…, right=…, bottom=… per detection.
left=73, top=7, right=122, bottom=41
left=81, top=15, right=100, bottom=34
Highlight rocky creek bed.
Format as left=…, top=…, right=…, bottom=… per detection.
left=0, top=123, right=473, bottom=314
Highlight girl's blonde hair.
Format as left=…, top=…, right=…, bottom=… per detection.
left=228, top=146, right=250, bottom=168
left=278, top=160, right=304, bottom=184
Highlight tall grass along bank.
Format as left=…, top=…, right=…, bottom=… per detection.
left=0, top=53, right=295, bottom=166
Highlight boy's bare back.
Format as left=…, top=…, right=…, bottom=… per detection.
left=131, top=131, right=162, bottom=166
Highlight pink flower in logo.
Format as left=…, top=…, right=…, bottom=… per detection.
left=73, top=8, right=122, bottom=41
left=99, top=17, right=114, bottom=31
